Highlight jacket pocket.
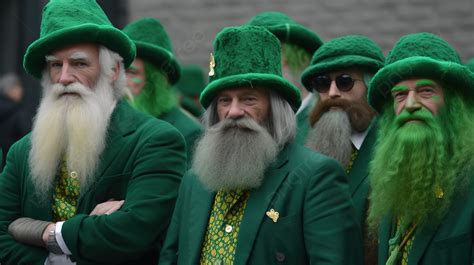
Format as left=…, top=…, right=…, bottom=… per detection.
left=257, top=213, right=305, bottom=264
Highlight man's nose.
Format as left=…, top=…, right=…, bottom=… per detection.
left=328, top=81, right=341, bottom=98
left=405, top=91, right=422, bottom=113
left=227, top=100, right=245, bottom=119
left=58, top=64, right=75, bottom=86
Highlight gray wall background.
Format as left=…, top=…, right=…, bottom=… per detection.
left=128, top=0, right=474, bottom=69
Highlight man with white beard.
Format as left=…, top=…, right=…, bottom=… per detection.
left=159, top=25, right=362, bottom=265
left=0, top=1, right=186, bottom=265
left=300, top=35, right=384, bottom=265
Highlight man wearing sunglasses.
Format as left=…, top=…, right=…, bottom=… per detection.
left=367, top=33, right=474, bottom=264
left=301, top=35, right=385, bottom=265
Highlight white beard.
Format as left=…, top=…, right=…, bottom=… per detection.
left=29, top=74, right=116, bottom=199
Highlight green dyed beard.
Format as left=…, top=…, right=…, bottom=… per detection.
left=282, top=43, right=311, bottom=76
left=129, top=61, right=177, bottom=117
left=368, top=93, right=474, bottom=233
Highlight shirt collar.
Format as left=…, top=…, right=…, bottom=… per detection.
left=351, top=128, right=369, bottom=150
left=296, top=92, right=315, bottom=115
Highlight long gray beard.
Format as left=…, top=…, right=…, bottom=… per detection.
left=305, top=111, right=353, bottom=167
left=29, top=74, right=116, bottom=201
left=192, top=117, right=278, bottom=192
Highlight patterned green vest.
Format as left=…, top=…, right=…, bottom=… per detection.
left=200, top=190, right=250, bottom=264
left=51, top=160, right=81, bottom=222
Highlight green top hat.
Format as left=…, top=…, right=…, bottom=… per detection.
left=200, top=25, right=301, bottom=112
left=123, top=17, right=181, bottom=85
left=301, top=35, right=384, bottom=92
left=247, top=11, right=323, bottom=55
left=368, top=32, right=474, bottom=113
left=175, top=65, right=206, bottom=97
left=466, top=58, right=474, bottom=72
left=23, top=0, right=135, bottom=79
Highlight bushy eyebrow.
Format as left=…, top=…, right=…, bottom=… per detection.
left=45, top=55, right=58, bottom=62
left=69, top=52, right=89, bottom=60
left=45, top=52, right=90, bottom=62
left=415, top=79, right=436, bottom=87
left=391, top=85, right=408, bottom=92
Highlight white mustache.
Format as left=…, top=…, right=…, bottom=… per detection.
left=50, top=82, right=94, bottom=98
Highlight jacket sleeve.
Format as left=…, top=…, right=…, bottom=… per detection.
left=158, top=171, right=191, bottom=265
left=61, top=122, right=187, bottom=264
left=0, top=138, right=49, bottom=265
left=303, top=156, right=364, bottom=265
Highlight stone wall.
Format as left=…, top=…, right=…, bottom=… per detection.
left=128, top=0, right=474, bottom=69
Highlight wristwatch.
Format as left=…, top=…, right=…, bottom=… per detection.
left=46, top=224, right=64, bottom=255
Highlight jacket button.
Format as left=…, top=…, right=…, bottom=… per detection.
left=275, top=252, right=285, bottom=262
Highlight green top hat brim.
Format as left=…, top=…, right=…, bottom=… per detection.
left=465, top=58, right=474, bottom=72
left=369, top=56, right=474, bottom=113
left=134, top=40, right=181, bottom=85
left=301, top=54, right=384, bottom=91
left=24, top=23, right=136, bottom=79
left=200, top=73, right=301, bottom=112
left=265, top=24, right=323, bottom=54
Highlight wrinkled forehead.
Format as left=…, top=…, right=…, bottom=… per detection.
left=46, top=43, right=100, bottom=61
left=216, top=86, right=269, bottom=97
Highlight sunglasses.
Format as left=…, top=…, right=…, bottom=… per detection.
left=310, top=74, right=362, bottom=93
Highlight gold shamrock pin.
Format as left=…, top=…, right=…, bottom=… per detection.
left=434, top=185, right=444, bottom=199
left=208, top=53, right=215, bottom=77
left=266, top=208, right=279, bottom=223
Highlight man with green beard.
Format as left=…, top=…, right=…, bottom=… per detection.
left=300, top=35, right=384, bottom=265
left=159, top=25, right=362, bottom=265
left=0, top=1, right=186, bottom=264
left=367, top=32, right=474, bottom=264
left=246, top=11, right=323, bottom=144
left=123, top=18, right=202, bottom=164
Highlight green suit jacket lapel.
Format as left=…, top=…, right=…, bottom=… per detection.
left=407, top=224, right=438, bottom=265
left=233, top=145, right=291, bottom=265
left=77, top=101, right=137, bottom=205
left=347, top=118, right=378, bottom=196
left=187, top=181, right=215, bottom=263
left=378, top=213, right=442, bottom=265
left=96, top=101, right=137, bottom=176
left=378, top=214, right=393, bottom=263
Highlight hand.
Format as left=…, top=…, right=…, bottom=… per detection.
left=90, top=200, right=125, bottom=216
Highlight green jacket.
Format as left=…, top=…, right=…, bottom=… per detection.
left=294, top=94, right=317, bottom=145
left=348, top=119, right=378, bottom=227
left=159, top=143, right=363, bottom=265
left=377, top=181, right=474, bottom=265
left=160, top=107, right=203, bottom=165
left=0, top=101, right=187, bottom=265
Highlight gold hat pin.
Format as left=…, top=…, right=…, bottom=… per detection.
left=266, top=209, right=279, bottom=223
left=434, top=185, right=444, bottom=199
left=208, top=53, right=215, bottom=77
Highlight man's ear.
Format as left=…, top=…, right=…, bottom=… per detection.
left=111, top=62, right=120, bottom=83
